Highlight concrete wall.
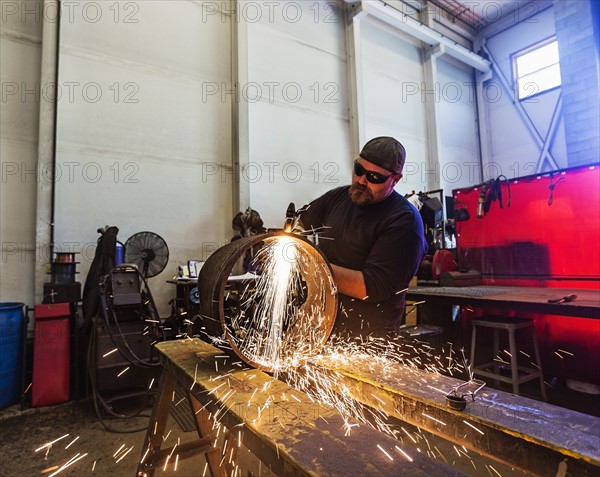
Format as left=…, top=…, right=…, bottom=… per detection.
left=244, top=0, right=350, bottom=227
left=0, top=0, right=43, bottom=306
left=49, top=1, right=232, bottom=316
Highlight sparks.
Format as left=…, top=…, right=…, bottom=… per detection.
left=394, top=445, right=413, bottom=462
left=115, top=446, right=134, bottom=463
left=463, top=419, right=485, bottom=435
left=35, top=434, right=70, bottom=452
left=48, top=453, right=88, bottom=477
left=102, top=348, right=118, bottom=357
left=64, top=436, right=79, bottom=449
left=422, top=413, right=446, bottom=426
left=377, top=444, right=394, bottom=461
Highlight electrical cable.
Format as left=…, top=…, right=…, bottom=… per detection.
left=100, top=269, right=161, bottom=368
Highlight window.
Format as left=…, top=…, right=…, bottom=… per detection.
left=513, top=38, right=561, bottom=100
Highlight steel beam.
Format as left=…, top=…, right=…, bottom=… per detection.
left=313, top=353, right=600, bottom=477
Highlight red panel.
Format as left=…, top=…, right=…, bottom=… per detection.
left=454, top=165, right=600, bottom=281
left=454, top=165, right=600, bottom=384
left=32, top=305, right=70, bottom=406
left=34, top=302, right=70, bottom=320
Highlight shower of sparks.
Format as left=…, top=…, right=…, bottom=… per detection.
left=27, top=234, right=514, bottom=476
left=215, top=235, right=336, bottom=375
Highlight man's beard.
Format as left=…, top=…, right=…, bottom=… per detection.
left=348, top=182, right=374, bottom=205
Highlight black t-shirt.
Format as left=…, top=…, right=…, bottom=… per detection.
left=300, top=186, right=427, bottom=336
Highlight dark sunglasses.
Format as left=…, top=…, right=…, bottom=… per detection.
left=353, top=160, right=394, bottom=184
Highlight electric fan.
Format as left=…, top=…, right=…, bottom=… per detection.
left=124, top=231, right=169, bottom=278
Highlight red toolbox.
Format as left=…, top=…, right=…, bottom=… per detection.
left=32, top=303, right=70, bottom=406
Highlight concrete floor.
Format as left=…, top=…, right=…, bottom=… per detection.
left=0, top=397, right=273, bottom=477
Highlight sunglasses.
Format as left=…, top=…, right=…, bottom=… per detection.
left=353, top=160, right=394, bottom=184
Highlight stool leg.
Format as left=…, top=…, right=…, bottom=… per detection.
left=508, top=328, right=520, bottom=395
left=493, top=329, right=500, bottom=386
left=470, top=325, right=477, bottom=378
left=531, top=327, right=547, bottom=402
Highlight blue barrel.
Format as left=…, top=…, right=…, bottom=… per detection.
left=0, top=302, right=24, bottom=409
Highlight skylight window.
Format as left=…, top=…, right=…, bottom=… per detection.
left=513, top=38, right=561, bottom=100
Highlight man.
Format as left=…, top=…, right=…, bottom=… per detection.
left=300, top=136, right=427, bottom=338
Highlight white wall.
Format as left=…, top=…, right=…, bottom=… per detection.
left=0, top=0, right=43, bottom=305
left=360, top=16, right=428, bottom=196
left=245, top=0, right=351, bottom=228
left=358, top=15, right=480, bottom=195
left=52, top=1, right=233, bottom=314
left=437, top=57, right=481, bottom=191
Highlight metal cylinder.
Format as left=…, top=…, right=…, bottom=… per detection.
left=199, top=231, right=337, bottom=372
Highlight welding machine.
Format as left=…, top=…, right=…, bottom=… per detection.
left=108, top=265, right=142, bottom=307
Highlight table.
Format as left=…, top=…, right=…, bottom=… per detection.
left=136, top=339, right=465, bottom=477
left=166, top=279, right=199, bottom=317
left=406, top=286, right=600, bottom=318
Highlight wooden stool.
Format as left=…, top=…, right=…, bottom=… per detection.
left=470, top=316, right=547, bottom=401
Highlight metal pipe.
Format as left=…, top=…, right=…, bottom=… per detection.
left=35, top=0, right=61, bottom=304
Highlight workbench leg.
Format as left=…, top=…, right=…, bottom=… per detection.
left=187, top=390, right=227, bottom=477
left=137, top=370, right=176, bottom=477
left=222, top=429, right=241, bottom=476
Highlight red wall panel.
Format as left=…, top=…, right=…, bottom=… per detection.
left=454, top=164, right=600, bottom=384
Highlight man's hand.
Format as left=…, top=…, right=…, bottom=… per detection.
left=330, top=264, right=367, bottom=299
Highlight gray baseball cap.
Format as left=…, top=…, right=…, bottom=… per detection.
left=359, top=136, right=406, bottom=174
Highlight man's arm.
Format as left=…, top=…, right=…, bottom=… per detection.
left=330, top=264, right=367, bottom=299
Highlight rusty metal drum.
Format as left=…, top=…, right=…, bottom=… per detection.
left=198, top=231, right=337, bottom=372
